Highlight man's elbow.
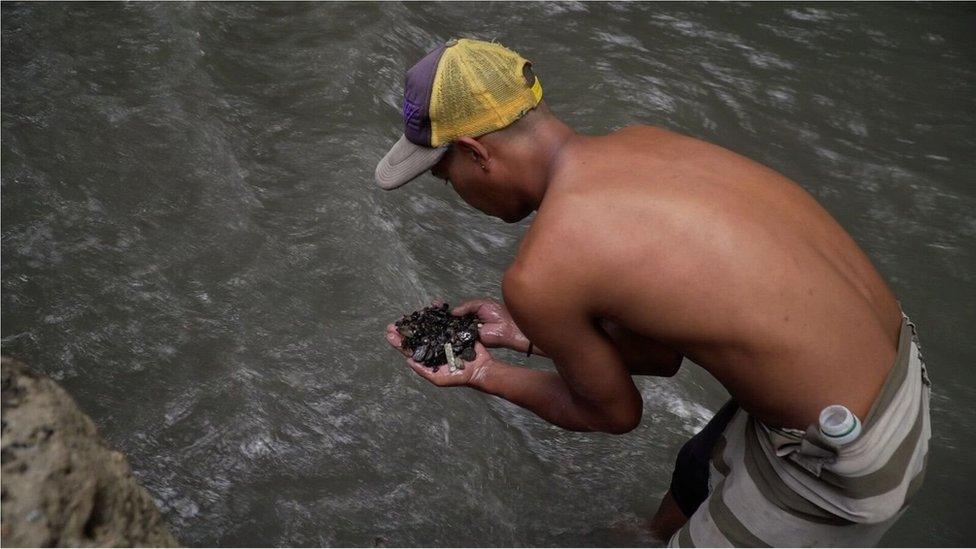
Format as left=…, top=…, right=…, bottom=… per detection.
left=602, top=413, right=641, bottom=434
left=604, top=415, right=641, bottom=434
left=600, top=402, right=643, bottom=434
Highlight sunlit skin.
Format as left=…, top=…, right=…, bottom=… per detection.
left=385, top=100, right=904, bottom=539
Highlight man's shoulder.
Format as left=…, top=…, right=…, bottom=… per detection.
left=612, top=123, right=668, bottom=137
left=516, top=193, right=600, bottom=262
left=555, top=124, right=705, bottom=182
left=569, top=124, right=671, bottom=156
left=502, top=197, right=611, bottom=313
left=601, top=124, right=731, bottom=163
left=507, top=210, right=582, bottom=278
left=605, top=124, right=686, bottom=147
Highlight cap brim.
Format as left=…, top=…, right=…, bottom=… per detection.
left=375, top=135, right=448, bottom=190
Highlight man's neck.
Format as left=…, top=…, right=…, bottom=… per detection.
left=518, top=117, right=578, bottom=211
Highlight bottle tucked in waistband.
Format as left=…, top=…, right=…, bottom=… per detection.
left=819, top=404, right=861, bottom=446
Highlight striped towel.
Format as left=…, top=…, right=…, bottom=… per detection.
left=670, top=314, right=931, bottom=547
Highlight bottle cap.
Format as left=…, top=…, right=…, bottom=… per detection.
left=819, top=405, right=861, bottom=445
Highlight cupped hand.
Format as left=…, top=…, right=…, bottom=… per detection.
left=452, top=298, right=531, bottom=353
left=385, top=322, right=493, bottom=387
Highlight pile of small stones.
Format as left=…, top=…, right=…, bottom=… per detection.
left=395, top=303, right=479, bottom=372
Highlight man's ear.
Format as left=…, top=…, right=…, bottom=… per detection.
left=455, top=136, right=490, bottom=170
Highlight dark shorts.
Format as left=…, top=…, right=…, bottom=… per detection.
left=669, top=399, right=739, bottom=518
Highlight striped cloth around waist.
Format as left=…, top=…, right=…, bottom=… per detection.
left=671, top=314, right=932, bottom=547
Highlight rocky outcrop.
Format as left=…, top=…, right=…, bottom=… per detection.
left=1, top=357, right=179, bottom=547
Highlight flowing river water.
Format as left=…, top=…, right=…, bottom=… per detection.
left=2, top=2, right=974, bottom=546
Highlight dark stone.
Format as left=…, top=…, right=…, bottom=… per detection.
left=395, top=304, right=480, bottom=369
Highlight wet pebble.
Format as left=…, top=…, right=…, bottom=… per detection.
left=395, top=303, right=480, bottom=368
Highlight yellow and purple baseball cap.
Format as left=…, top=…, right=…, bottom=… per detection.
left=375, top=38, right=544, bottom=190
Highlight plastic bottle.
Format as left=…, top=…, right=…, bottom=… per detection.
left=818, top=404, right=862, bottom=446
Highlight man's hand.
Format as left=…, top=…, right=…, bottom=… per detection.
left=452, top=298, right=540, bottom=355
left=385, top=323, right=493, bottom=387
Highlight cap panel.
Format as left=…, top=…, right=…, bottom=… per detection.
left=429, top=39, right=543, bottom=147
left=403, top=44, right=447, bottom=147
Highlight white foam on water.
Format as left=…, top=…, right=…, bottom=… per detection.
left=594, top=31, right=648, bottom=53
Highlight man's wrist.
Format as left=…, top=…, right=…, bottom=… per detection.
left=510, top=334, right=532, bottom=354
left=513, top=335, right=544, bottom=358
left=466, top=357, right=491, bottom=391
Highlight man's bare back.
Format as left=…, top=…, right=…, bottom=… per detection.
left=510, top=125, right=904, bottom=429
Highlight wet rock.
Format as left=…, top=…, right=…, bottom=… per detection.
left=395, top=303, right=480, bottom=368
left=411, top=344, right=428, bottom=363
left=0, top=357, right=179, bottom=547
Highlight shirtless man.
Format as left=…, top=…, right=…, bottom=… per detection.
left=377, top=39, right=930, bottom=546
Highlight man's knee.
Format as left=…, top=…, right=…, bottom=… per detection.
left=646, top=490, right=688, bottom=542
left=669, top=437, right=712, bottom=518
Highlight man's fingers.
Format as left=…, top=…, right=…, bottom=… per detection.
left=385, top=330, right=414, bottom=357
left=387, top=322, right=417, bottom=357
left=452, top=299, right=484, bottom=316
left=477, top=325, right=510, bottom=347
left=480, top=324, right=505, bottom=338
left=475, top=333, right=503, bottom=347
